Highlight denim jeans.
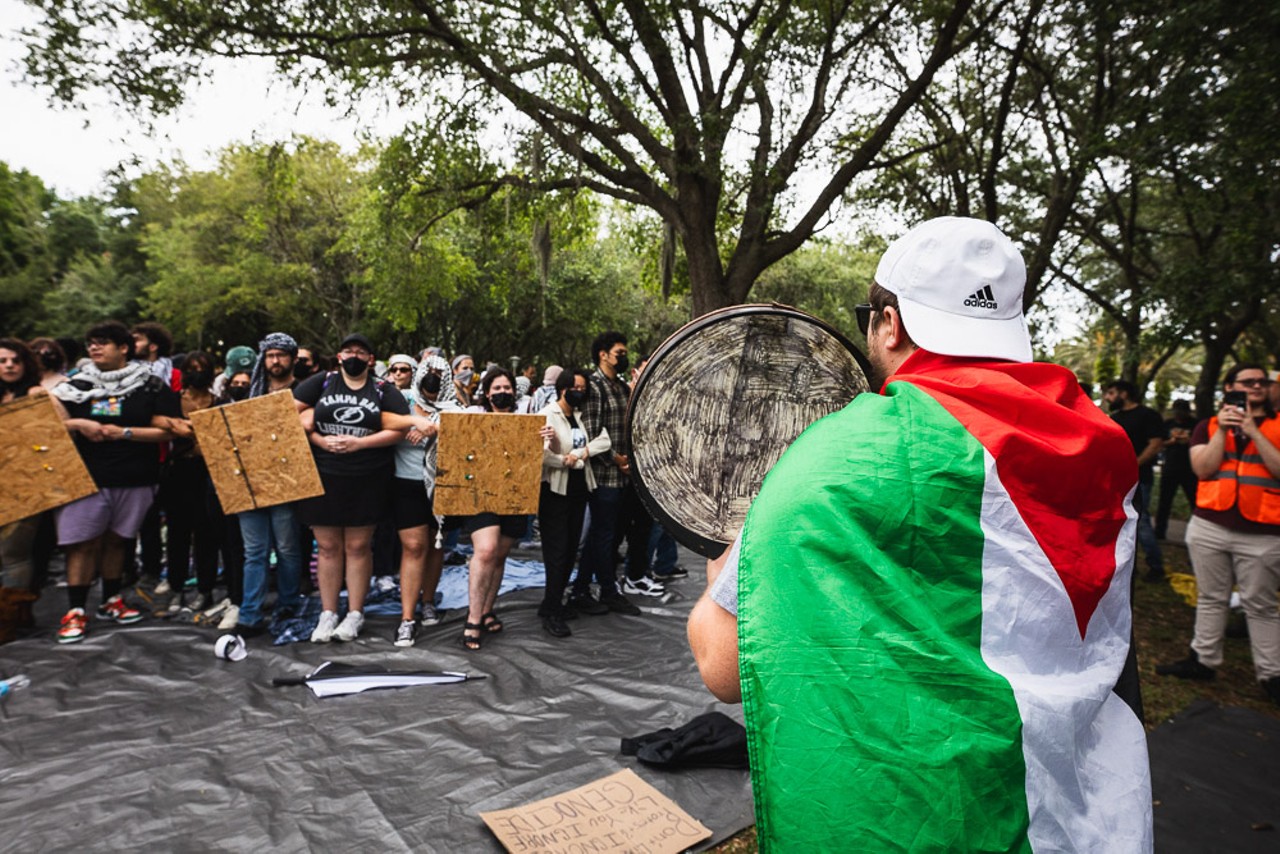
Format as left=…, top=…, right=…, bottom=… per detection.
left=238, top=504, right=302, bottom=625
left=647, top=523, right=679, bottom=576
left=573, top=485, right=623, bottom=598
left=1134, top=481, right=1163, bottom=573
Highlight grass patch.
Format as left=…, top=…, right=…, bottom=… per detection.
left=710, top=539, right=1278, bottom=852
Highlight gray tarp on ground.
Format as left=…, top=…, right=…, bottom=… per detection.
left=0, top=582, right=753, bottom=852
left=1148, top=700, right=1280, bottom=853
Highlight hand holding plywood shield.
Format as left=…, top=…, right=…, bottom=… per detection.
left=628, top=305, right=872, bottom=557
left=189, top=391, right=324, bottom=514
left=434, top=412, right=544, bottom=516
left=0, top=394, right=97, bottom=526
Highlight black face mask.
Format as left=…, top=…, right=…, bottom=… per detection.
left=613, top=353, right=630, bottom=374
left=227, top=386, right=249, bottom=402
left=38, top=351, right=61, bottom=371
left=421, top=373, right=443, bottom=394
left=1107, top=398, right=1124, bottom=412
left=489, top=392, right=515, bottom=411
left=340, top=356, right=368, bottom=377
left=564, top=389, right=587, bottom=408
left=183, top=368, right=213, bottom=389
left=293, top=360, right=312, bottom=379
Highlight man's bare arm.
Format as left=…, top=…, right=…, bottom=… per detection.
left=688, top=545, right=742, bottom=704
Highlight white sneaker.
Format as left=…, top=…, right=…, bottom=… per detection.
left=334, top=610, right=364, bottom=642
left=217, top=604, right=241, bottom=631
left=622, top=576, right=666, bottom=597
left=311, top=610, right=340, bottom=643
left=154, top=579, right=172, bottom=596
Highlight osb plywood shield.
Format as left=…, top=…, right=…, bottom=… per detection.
left=190, top=391, right=323, bottom=515
left=0, top=395, right=98, bottom=526
left=434, top=412, right=544, bottom=516
left=628, top=305, right=872, bottom=556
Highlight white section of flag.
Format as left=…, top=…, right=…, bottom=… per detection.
left=978, top=451, right=1153, bottom=852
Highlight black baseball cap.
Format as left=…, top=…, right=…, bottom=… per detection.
left=338, top=333, right=374, bottom=354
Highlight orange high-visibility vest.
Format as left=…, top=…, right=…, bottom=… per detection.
left=1196, top=415, right=1280, bottom=524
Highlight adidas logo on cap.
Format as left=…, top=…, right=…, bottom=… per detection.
left=964, top=285, right=998, bottom=310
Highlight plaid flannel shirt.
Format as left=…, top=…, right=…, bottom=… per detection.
left=581, top=367, right=630, bottom=489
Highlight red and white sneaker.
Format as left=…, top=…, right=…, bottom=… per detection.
left=57, top=608, right=88, bottom=644
left=96, top=594, right=143, bottom=624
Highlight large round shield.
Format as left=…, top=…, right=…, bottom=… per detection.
left=628, top=305, right=872, bottom=557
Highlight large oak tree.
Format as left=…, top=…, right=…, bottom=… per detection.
left=19, top=0, right=997, bottom=315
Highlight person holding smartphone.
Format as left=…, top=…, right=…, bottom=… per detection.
left=1158, top=364, right=1280, bottom=706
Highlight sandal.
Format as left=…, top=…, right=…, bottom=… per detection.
left=461, top=621, right=484, bottom=651
left=481, top=611, right=504, bottom=634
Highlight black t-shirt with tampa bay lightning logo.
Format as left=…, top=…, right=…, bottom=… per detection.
left=294, top=371, right=410, bottom=476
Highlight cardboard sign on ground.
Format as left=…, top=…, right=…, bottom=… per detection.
left=480, top=768, right=713, bottom=854
left=189, top=391, right=323, bottom=514
left=434, top=412, right=544, bottom=516
left=0, top=394, right=97, bottom=526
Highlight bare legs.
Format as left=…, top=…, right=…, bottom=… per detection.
left=465, top=525, right=516, bottom=644
left=313, top=525, right=375, bottom=613
left=398, top=524, right=428, bottom=621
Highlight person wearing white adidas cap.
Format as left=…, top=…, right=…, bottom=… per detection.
left=860, top=215, right=1032, bottom=381
left=688, top=217, right=1152, bottom=851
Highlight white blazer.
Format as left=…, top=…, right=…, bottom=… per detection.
left=539, top=400, right=611, bottom=495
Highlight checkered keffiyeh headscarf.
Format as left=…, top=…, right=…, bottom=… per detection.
left=249, top=332, right=299, bottom=399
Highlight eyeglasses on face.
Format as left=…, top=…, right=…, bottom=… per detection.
left=389, top=366, right=412, bottom=374
left=1234, top=377, right=1270, bottom=388
left=339, top=348, right=371, bottom=359
left=855, top=304, right=873, bottom=336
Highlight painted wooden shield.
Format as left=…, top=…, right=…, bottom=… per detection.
left=628, top=305, right=872, bottom=557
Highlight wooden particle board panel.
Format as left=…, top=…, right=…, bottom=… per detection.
left=0, top=394, right=98, bottom=526
left=434, top=412, right=544, bottom=516
left=189, top=391, right=323, bottom=515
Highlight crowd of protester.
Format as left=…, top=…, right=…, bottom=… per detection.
left=0, top=323, right=687, bottom=648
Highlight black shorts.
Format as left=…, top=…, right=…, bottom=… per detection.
left=392, top=478, right=437, bottom=531
left=463, top=512, right=528, bottom=540
left=297, top=469, right=392, bottom=528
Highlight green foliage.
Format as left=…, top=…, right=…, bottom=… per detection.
left=139, top=138, right=369, bottom=351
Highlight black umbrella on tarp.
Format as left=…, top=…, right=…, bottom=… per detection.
left=273, top=661, right=486, bottom=698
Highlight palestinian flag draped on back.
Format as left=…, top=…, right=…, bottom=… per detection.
left=737, top=350, right=1152, bottom=852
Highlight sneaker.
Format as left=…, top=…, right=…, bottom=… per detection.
left=187, top=592, right=209, bottom=613
left=567, top=593, right=610, bottom=616
left=311, top=610, right=340, bottom=643
left=601, top=593, right=642, bottom=616
left=334, top=610, right=365, bottom=642
left=154, top=578, right=172, bottom=596
left=57, top=608, right=88, bottom=644
left=394, top=619, right=419, bottom=648
left=217, top=604, right=241, bottom=631
left=202, top=598, right=231, bottom=620
left=1155, top=649, right=1216, bottom=681
left=653, top=566, right=689, bottom=580
left=165, top=593, right=184, bottom=616
left=419, top=604, right=442, bottom=627
left=97, top=594, right=143, bottom=624
left=541, top=614, right=572, bottom=638
left=622, top=576, right=666, bottom=597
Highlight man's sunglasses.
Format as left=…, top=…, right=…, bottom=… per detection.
left=1234, top=378, right=1271, bottom=388
left=855, top=304, right=873, bottom=337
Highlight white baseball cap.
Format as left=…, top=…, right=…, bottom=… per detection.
left=874, top=217, right=1032, bottom=362
left=214, top=634, right=248, bottom=662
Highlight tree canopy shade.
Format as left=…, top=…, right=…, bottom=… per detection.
left=18, top=0, right=992, bottom=315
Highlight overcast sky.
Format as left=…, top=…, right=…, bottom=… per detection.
left=1, top=0, right=410, bottom=198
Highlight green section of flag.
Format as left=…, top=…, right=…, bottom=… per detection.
left=738, top=382, right=1030, bottom=852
